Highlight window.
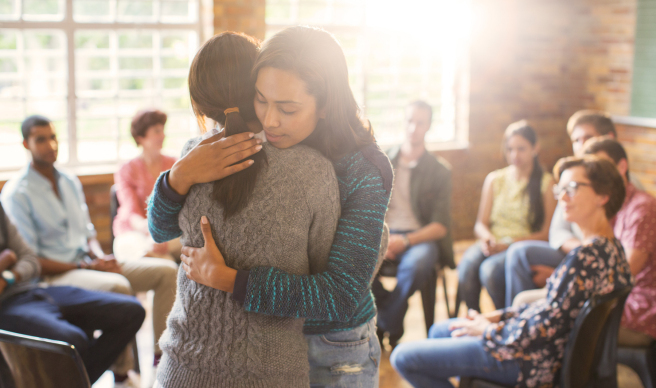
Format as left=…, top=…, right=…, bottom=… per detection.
left=0, top=0, right=203, bottom=171
left=266, top=0, right=470, bottom=147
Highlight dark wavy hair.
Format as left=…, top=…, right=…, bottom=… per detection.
left=188, top=31, right=266, bottom=218
left=252, top=26, right=375, bottom=160
left=554, top=156, right=626, bottom=220
left=504, top=120, right=545, bottom=233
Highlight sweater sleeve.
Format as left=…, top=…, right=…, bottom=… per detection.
left=242, top=152, right=392, bottom=322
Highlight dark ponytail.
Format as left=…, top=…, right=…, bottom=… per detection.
left=188, top=32, right=267, bottom=219
left=504, top=120, right=544, bottom=232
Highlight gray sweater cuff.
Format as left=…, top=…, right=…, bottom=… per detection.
left=161, top=170, right=187, bottom=204
left=231, top=269, right=250, bottom=305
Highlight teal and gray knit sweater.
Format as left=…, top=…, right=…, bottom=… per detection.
left=147, top=143, right=393, bottom=334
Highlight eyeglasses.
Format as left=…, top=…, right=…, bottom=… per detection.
left=552, top=181, right=592, bottom=200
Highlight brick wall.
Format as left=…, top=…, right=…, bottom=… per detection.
left=617, top=122, right=656, bottom=196
left=213, top=0, right=266, bottom=39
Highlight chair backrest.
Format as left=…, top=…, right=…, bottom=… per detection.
left=560, top=286, right=632, bottom=388
left=109, top=184, right=119, bottom=248
left=0, top=329, right=91, bottom=388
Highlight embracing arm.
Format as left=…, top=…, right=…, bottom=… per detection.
left=147, top=132, right=263, bottom=243
left=239, top=155, right=391, bottom=322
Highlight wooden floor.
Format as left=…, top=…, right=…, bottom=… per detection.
left=93, top=239, right=644, bottom=388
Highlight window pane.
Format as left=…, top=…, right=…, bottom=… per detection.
left=160, top=0, right=198, bottom=24
left=0, top=0, right=19, bottom=21
left=298, top=1, right=328, bottom=24
left=22, top=0, right=64, bottom=21
left=266, top=0, right=293, bottom=24
left=73, top=0, right=113, bottom=22
left=78, top=140, right=117, bottom=162
left=117, top=0, right=155, bottom=22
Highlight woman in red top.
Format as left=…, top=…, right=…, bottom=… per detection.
left=113, top=109, right=180, bottom=262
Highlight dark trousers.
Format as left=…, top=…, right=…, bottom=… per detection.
left=373, top=240, right=439, bottom=337
left=0, top=286, right=145, bottom=383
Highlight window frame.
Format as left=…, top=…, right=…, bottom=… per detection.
left=264, top=0, right=470, bottom=150
left=0, top=0, right=206, bottom=170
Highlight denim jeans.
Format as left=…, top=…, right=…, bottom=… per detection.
left=457, top=244, right=507, bottom=311
left=0, top=286, right=145, bottom=383
left=306, top=318, right=381, bottom=388
left=373, top=238, right=438, bottom=337
left=390, top=319, right=521, bottom=388
left=504, top=241, right=565, bottom=307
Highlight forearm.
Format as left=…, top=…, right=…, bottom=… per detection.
left=407, top=222, right=447, bottom=246
left=147, top=172, right=184, bottom=243
left=242, top=163, right=389, bottom=321
left=474, top=222, right=493, bottom=241
left=38, top=257, right=78, bottom=276
left=483, top=310, right=503, bottom=323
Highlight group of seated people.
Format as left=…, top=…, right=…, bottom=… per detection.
left=388, top=110, right=656, bottom=387
left=0, top=28, right=653, bottom=388
left=0, top=112, right=180, bottom=387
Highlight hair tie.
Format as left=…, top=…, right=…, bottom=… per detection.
left=224, top=107, right=239, bottom=115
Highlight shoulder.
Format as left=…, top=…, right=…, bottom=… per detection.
left=630, top=189, right=656, bottom=214
left=117, top=158, right=139, bottom=175
left=339, top=143, right=393, bottom=194
left=181, top=134, right=206, bottom=157
left=575, top=237, right=619, bottom=261
left=269, top=143, right=334, bottom=171
left=1, top=169, right=29, bottom=199
left=486, top=168, right=506, bottom=188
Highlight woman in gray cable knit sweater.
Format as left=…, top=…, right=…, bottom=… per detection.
left=155, top=33, right=340, bottom=388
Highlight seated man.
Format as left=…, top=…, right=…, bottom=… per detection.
left=0, top=202, right=145, bottom=384
left=372, top=101, right=453, bottom=348
left=0, top=115, right=178, bottom=382
left=504, top=110, right=644, bottom=307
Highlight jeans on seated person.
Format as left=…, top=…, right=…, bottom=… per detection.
left=390, top=319, right=521, bottom=388
left=0, top=286, right=145, bottom=383
left=457, top=244, right=507, bottom=311
left=504, top=241, right=565, bottom=307
left=372, top=235, right=438, bottom=338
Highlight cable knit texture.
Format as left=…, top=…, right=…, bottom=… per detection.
left=148, top=143, right=393, bottom=334
left=157, top=140, right=340, bottom=388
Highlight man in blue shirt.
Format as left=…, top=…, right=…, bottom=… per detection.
left=1, top=115, right=178, bottom=385
left=0, top=202, right=145, bottom=384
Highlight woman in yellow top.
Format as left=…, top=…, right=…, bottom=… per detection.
left=458, top=121, right=556, bottom=311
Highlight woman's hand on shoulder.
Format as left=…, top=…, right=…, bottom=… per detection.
left=168, top=132, right=263, bottom=195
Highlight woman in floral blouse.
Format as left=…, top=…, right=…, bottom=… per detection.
left=391, top=156, right=633, bottom=388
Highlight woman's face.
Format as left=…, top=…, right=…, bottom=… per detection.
left=505, top=134, right=535, bottom=169
left=556, top=166, right=607, bottom=224
left=254, top=67, right=321, bottom=149
left=138, top=123, right=165, bottom=152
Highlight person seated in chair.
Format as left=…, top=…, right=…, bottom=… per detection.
left=391, top=156, right=632, bottom=388
left=0, top=202, right=145, bottom=384
left=113, top=109, right=181, bottom=263
left=372, top=100, right=453, bottom=348
left=511, top=138, right=656, bottom=347
left=503, top=110, right=644, bottom=308
left=0, top=115, right=178, bottom=384
left=457, top=121, right=556, bottom=312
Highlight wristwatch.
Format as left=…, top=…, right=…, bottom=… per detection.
left=1, top=270, right=15, bottom=287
